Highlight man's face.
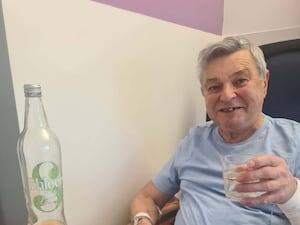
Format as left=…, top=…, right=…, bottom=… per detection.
left=201, top=50, right=269, bottom=136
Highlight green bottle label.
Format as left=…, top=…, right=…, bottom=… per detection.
left=32, top=161, right=62, bottom=212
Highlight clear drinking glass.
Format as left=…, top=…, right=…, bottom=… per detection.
left=221, top=153, right=275, bottom=224
left=221, top=153, right=258, bottom=201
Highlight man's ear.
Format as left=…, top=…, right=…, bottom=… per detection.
left=263, top=70, right=270, bottom=96
left=265, top=70, right=270, bottom=82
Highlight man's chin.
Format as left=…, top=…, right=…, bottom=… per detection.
left=218, top=119, right=244, bottom=131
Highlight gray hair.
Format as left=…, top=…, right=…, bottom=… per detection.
left=197, top=36, right=267, bottom=84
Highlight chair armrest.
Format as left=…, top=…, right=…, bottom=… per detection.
left=157, top=197, right=179, bottom=225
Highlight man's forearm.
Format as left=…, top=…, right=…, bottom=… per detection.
left=130, top=181, right=172, bottom=225
left=131, top=194, right=160, bottom=225
left=278, top=179, right=300, bottom=225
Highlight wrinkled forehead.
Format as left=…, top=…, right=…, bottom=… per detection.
left=200, top=50, right=256, bottom=84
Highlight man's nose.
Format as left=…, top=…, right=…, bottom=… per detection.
left=219, top=84, right=237, bottom=101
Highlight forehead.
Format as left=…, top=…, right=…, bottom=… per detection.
left=202, top=50, right=257, bottom=82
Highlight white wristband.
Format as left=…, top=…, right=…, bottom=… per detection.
left=278, top=179, right=300, bottom=225
left=132, top=212, right=154, bottom=225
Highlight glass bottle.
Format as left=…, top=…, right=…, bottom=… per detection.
left=17, top=84, right=68, bottom=225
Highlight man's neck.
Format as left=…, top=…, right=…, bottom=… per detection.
left=219, top=114, right=264, bottom=143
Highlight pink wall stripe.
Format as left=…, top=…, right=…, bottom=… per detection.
left=93, top=0, right=224, bottom=35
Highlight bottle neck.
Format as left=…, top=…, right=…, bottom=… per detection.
left=24, top=96, right=49, bottom=129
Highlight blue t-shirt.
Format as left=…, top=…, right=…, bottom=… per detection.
left=152, top=115, right=300, bottom=225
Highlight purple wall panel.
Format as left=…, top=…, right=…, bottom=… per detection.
left=93, top=0, right=224, bottom=35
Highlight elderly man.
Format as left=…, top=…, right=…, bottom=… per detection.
left=130, top=36, right=300, bottom=225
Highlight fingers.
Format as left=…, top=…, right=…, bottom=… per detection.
left=246, top=154, right=284, bottom=169
left=232, top=154, right=297, bottom=206
left=236, top=165, right=282, bottom=183
left=237, top=155, right=287, bottom=182
left=237, top=177, right=298, bottom=206
left=239, top=191, right=280, bottom=206
left=235, top=179, right=279, bottom=193
left=232, top=163, right=248, bottom=172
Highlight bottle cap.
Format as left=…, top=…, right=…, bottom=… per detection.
left=24, top=84, right=42, bottom=97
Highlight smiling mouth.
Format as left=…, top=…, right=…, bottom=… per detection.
left=219, top=107, right=243, bottom=112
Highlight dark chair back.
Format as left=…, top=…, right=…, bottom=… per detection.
left=260, top=39, right=300, bottom=122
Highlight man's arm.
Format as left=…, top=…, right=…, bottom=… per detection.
left=130, top=181, right=173, bottom=225
left=278, top=179, right=300, bottom=225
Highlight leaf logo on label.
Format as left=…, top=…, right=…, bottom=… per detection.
left=32, top=161, right=62, bottom=212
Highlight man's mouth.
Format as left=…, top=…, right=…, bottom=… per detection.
left=219, top=107, right=243, bottom=112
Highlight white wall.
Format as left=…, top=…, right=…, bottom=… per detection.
left=2, top=1, right=218, bottom=224
left=223, top=0, right=300, bottom=45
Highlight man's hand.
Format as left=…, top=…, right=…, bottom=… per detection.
left=234, top=154, right=297, bottom=206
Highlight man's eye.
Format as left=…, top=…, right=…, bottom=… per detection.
left=207, top=85, right=221, bottom=92
left=234, top=79, right=248, bottom=87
